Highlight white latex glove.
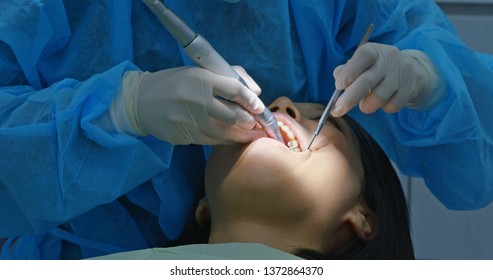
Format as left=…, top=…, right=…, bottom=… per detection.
left=110, top=66, right=267, bottom=145
left=332, top=43, right=444, bottom=117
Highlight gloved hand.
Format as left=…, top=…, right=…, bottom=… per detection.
left=110, top=66, right=267, bottom=145
left=331, top=43, right=444, bottom=117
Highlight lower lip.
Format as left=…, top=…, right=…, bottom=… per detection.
left=252, top=137, right=310, bottom=155
left=239, top=137, right=312, bottom=162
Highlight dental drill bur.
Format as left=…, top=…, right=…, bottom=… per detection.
left=141, top=0, right=283, bottom=142
left=306, top=23, right=375, bottom=150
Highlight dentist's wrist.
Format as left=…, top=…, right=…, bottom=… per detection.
left=108, top=71, right=145, bottom=136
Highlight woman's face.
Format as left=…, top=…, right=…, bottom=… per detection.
left=203, top=96, right=367, bottom=252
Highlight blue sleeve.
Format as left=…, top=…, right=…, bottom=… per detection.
left=343, top=0, right=493, bottom=210
left=0, top=1, right=175, bottom=237
left=0, top=61, right=170, bottom=236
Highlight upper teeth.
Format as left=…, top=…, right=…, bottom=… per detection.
left=278, top=121, right=301, bottom=152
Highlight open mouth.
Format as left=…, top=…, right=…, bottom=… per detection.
left=277, top=121, right=302, bottom=152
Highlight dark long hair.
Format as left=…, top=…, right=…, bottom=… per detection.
left=295, top=116, right=415, bottom=259
left=174, top=116, right=414, bottom=259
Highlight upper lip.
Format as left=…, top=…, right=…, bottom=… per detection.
left=272, top=112, right=307, bottom=151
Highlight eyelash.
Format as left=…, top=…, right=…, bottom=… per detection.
left=328, top=116, right=343, bottom=131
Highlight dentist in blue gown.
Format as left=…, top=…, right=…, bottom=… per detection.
left=1, top=0, right=492, bottom=259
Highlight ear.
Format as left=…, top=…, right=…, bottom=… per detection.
left=345, top=199, right=377, bottom=240
left=195, top=197, right=210, bottom=226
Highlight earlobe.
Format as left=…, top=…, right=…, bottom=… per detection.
left=346, top=201, right=377, bottom=241
left=358, top=209, right=377, bottom=240
left=195, top=198, right=210, bottom=226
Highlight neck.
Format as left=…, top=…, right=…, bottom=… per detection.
left=207, top=221, right=302, bottom=254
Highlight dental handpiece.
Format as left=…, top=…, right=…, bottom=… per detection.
left=306, top=23, right=375, bottom=151
left=141, top=0, right=283, bottom=142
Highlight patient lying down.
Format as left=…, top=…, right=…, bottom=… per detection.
left=195, top=97, right=414, bottom=260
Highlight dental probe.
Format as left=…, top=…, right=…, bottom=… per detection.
left=306, top=23, right=375, bottom=151
left=140, top=0, right=283, bottom=142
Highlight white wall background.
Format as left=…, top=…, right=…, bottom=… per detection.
left=403, top=1, right=493, bottom=260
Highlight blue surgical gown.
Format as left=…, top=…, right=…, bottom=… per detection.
left=1, top=0, right=492, bottom=259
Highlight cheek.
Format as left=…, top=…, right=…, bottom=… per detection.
left=304, top=151, right=363, bottom=205
left=311, top=149, right=359, bottom=179
left=205, top=145, right=240, bottom=192
left=227, top=149, right=299, bottom=193
left=205, top=145, right=307, bottom=220
left=222, top=139, right=302, bottom=184
left=205, top=142, right=296, bottom=198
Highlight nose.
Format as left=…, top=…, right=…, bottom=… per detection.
left=268, top=97, right=302, bottom=122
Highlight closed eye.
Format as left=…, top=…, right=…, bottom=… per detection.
left=327, top=116, right=343, bottom=131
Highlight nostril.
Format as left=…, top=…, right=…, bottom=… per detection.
left=270, top=106, right=279, bottom=112
left=286, top=108, right=296, bottom=118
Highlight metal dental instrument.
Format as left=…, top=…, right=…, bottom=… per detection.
left=141, top=0, right=283, bottom=142
left=306, top=23, right=375, bottom=151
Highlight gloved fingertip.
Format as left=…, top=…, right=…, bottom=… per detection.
left=249, top=96, right=265, bottom=114
left=332, top=99, right=354, bottom=117
left=330, top=105, right=344, bottom=117
left=241, top=87, right=265, bottom=114
left=359, top=98, right=379, bottom=114
left=335, top=81, right=345, bottom=90
left=233, top=65, right=262, bottom=95
left=333, top=64, right=345, bottom=77
left=249, top=83, right=262, bottom=96
left=331, top=110, right=343, bottom=118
